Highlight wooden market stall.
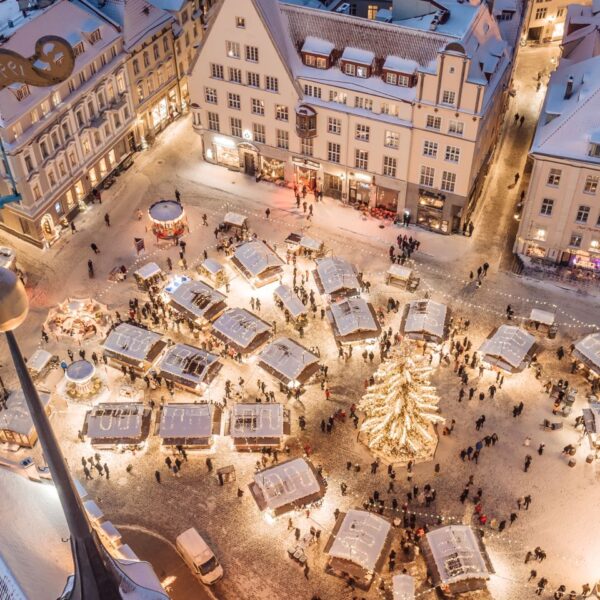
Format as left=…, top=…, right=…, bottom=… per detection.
left=84, top=402, right=151, bottom=449
left=327, top=297, right=381, bottom=346
left=229, top=402, right=290, bottom=450
left=386, top=264, right=420, bottom=291
left=133, top=262, right=165, bottom=291
left=230, top=240, right=285, bottom=287
left=212, top=308, right=272, bottom=355
left=258, top=337, right=320, bottom=389
left=479, top=325, right=537, bottom=373
left=313, top=257, right=360, bottom=301
left=102, top=323, right=167, bottom=373
left=157, top=403, right=221, bottom=449
left=164, top=279, right=227, bottom=326
left=0, top=389, right=53, bottom=448
left=401, top=299, right=449, bottom=345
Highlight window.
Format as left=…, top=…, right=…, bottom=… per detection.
left=51, top=91, right=60, bottom=107
left=584, top=175, right=599, bottom=194
left=383, top=156, right=397, bottom=177
left=23, top=153, right=34, bottom=174
left=51, top=132, right=60, bottom=151
left=31, top=109, right=39, bottom=124
left=328, top=117, right=341, bottom=135
left=82, top=137, right=91, bottom=154
left=229, top=67, right=242, bottom=83
left=208, top=111, right=220, bottom=132
left=384, top=131, right=399, bottom=149
left=533, top=227, right=547, bottom=242
left=445, top=146, right=460, bottom=162
left=236, top=16, right=246, bottom=28
left=355, top=124, right=370, bottom=142
left=230, top=117, right=242, bottom=137
left=569, top=233, right=582, bottom=247
left=153, top=44, right=160, bottom=60
left=303, top=54, right=328, bottom=69
left=40, top=140, right=49, bottom=159
left=304, top=85, right=321, bottom=98
left=205, top=87, right=218, bottom=104
left=117, top=72, right=126, bottom=93
left=265, top=76, right=278, bottom=92
left=355, top=149, right=369, bottom=170
left=13, top=84, right=30, bottom=101
left=449, top=120, right=464, bottom=136
left=590, top=143, right=600, bottom=158
left=367, top=4, right=378, bottom=19
left=441, top=171, right=456, bottom=192
left=228, top=92, right=241, bottom=110
left=535, top=7, right=547, bottom=19
left=137, top=83, right=145, bottom=101
left=343, top=63, right=368, bottom=78
left=73, top=42, right=84, bottom=57
left=89, top=28, right=101, bottom=44
left=301, top=138, right=313, bottom=157
left=426, top=115, right=441, bottom=130
left=143, top=51, right=150, bottom=68
left=540, top=198, right=554, bottom=216
left=163, top=36, right=169, bottom=52
left=76, top=111, right=84, bottom=127
left=253, top=123, right=265, bottom=143
left=210, top=63, right=224, bottom=79
left=251, top=98, right=264, bottom=115
left=329, top=90, right=347, bottom=104
left=557, top=8, right=565, bottom=17
left=576, top=205, right=590, bottom=223
left=79, top=71, right=87, bottom=86
left=275, top=105, right=288, bottom=121
left=247, top=72, right=260, bottom=87
left=547, top=168, right=561, bottom=186
left=354, top=96, right=373, bottom=111
left=441, top=90, right=455, bottom=105
left=420, top=165, right=435, bottom=187
left=245, top=45, right=259, bottom=62
left=422, top=140, right=438, bottom=158
left=328, top=142, right=341, bottom=163
left=226, top=41, right=240, bottom=59
left=276, top=129, right=289, bottom=149
left=381, top=103, right=398, bottom=117
left=32, top=184, right=42, bottom=201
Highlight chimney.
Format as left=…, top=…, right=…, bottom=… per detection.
left=565, top=75, right=574, bottom=99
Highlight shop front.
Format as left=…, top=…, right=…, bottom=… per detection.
left=293, top=158, right=320, bottom=191
left=239, top=142, right=259, bottom=176
left=211, top=136, right=240, bottom=169
left=324, top=173, right=343, bottom=200
left=417, top=190, right=448, bottom=234
left=348, top=173, right=373, bottom=209
left=260, top=156, right=286, bottom=183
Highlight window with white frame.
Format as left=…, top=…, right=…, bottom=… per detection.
left=251, top=98, right=265, bottom=115
left=445, top=145, right=460, bottom=162
left=426, top=115, right=441, bottom=130
left=441, top=90, right=455, bottom=105
left=449, top=120, right=464, bottom=135
left=301, top=138, right=313, bottom=157
left=547, top=168, right=561, bottom=186
left=381, top=103, right=398, bottom=117
left=441, top=171, right=456, bottom=192
left=208, top=111, right=220, bottom=131
left=245, top=45, right=259, bottom=62
left=423, top=141, right=438, bottom=157
left=229, top=67, right=242, bottom=83
left=304, top=85, right=322, bottom=98
left=584, top=175, right=599, bottom=194
left=354, top=96, right=373, bottom=111
left=276, top=129, right=289, bottom=149
left=265, top=76, right=278, bottom=92
left=355, top=149, right=369, bottom=170
left=328, top=117, right=341, bottom=134
left=226, top=41, right=240, bottom=59
left=230, top=117, right=242, bottom=137
left=328, top=142, right=341, bottom=163
left=211, top=63, right=224, bottom=79
left=383, top=156, right=397, bottom=177
left=247, top=72, right=260, bottom=87
left=205, top=87, right=218, bottom=104
left=343, top=63, right=368, bottom=78
left=535, top=7, right=547, bottom=19
left=253, top=123, right=265, bottom=143
left=420, top=165, right=435, bottom=187
left=533, top=226, right=546, bottom=242
left=329, top=90, right=347, bottom=104
left=540, top=198, right=554, bottom=216
left=385, top=130, right=399, bottom=149
left=355, top=123, right=370, bottom=141
left=569, top=233, right=582, bottom=247
left=576, top=205, right=590, bottom=223
left=275, top=105, right=289, bottom=121
left=228, top=92, right=241, bottom=110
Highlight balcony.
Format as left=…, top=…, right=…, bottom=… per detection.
left=295, top=105, right=317, bottom=139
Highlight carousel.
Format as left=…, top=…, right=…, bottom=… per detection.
left=65, top=360, right=103, bottom=399
left=148, top=200, right=187, bottom=240
left=44, top=298, right=111, bottom=342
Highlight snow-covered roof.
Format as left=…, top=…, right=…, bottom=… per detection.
left=383, top=55, right=419, bottom=73
left=253, top=457, right=323, bottom=511
left=155, top=343, right=220, bottom=388
left=258, top=337, right=319, bottom=384
left=403, top=300, right=448, bottom=341
left=0, top=389, right=51, bottom=437
left=315, top=257, right=360, bottom=295
left=393, top=574, right=415, bottom=600
left=86, top=402, right=145, bottom=440
left=103, top=323, right=165, bottom=364
left=232, top=241, right=284, bottom=279
left=274, top=285, right=307, bottom=319
left=301, top=36, right=335, bottom=56
left=422, top=525, right=492, bottom=586
left=574, top=333, right=600, bottom=373
left=230, top=403, right=284, bottom=438
left=341, top=46, right=375, bottom=64
left=327, top=510, right=391, bottom=572
left=479, top=325, right=536, bottom=371
left=166, top=280, right=227, bottom=323
left=388, top=264, right=413, bottom=281
left=329, top=298, right=380, bottom=337
left=201, top=258, right=225, bottom=275
left=212, top=308, right=271, bottom=350
left=158, top=403, right=214, bottom=439
left=0, top=246, right=16, bottom=270
left=223, top=212, right=247, bottom=227
left=148, top=0, right=186, bottom=12
left=134, top=262, right=163, bottom=281
left=148, top=200, right=184, bottom=223
left=28, top=348, right=54, bottom=373
left=529, top=308, right=555, bottom=326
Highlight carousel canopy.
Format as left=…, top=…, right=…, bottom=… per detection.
left=229, top=403, right=284, bottom=438
left=44, top=297, right=110, bottom=340
left=314, top=257, right=360, bottom=295
left=258, top=337, right=319, bottom=385
left=0, top=389, right=51, bottom=437
left=148, top=200, right=184, bottom=223
left=573, top=332, right=600, bottom=374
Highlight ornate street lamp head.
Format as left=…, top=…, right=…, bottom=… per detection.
left=0, top=267, right=28, bottom=332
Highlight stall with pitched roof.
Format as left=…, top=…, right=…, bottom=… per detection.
left=327, top=297, right=381, bottom=345
left=0, top=389, right=53, bottom=448
left=313, top=257, right=360, bottom=300
left=229, top=403, right=290, bottom=450
left=84, top=402, right=151, bottom=449
left=401, top=299, right=449, bottom=345
left=212, top=308, right=272, bottom=355
left=258, top=337, right=320, bottom=388
left=157, top=403, right=221, bottom=449
left=573, top=332, right=600, bottom=378
left=479, top=325, right=536, bottom=373
left=230, top=240, right=284, bottom=287
left=165, top=279, right=227, bottom=326
left=102, top=323, right=166, bottom=373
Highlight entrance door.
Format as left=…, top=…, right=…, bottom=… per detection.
left=243, top=152, right=256, bottom=176
left=41, top=214, right=55, bottom=241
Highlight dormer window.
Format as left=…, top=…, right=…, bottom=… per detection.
left=301, top=37, right=334, bottom=70
left=304, top=54, right=328, bottom=69
left=88, top=28, right=102, bottom=45
left=340, top=47, right=374, bottom=79
left=10, top=84, right=30, bottom=101
left=343, top=63, right=369, bottom=78
left=73, top=42, right=84, bottom=57
left=382, top=56, right=417, bottom=88
left=589, top=143, right=600, bottom=158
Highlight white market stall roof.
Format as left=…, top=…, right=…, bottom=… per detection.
left=421, top=525, right=493, bottom=587
left=158, top=403, right=215, bottom=440
left=274, top=285, right=307, bottom=319
left=103, top=323, right=166, bottom=365
left=529, top=308, right=555, bottom=326
left=0, top=389, right=51, bottom=437
left=232, top=240, right=284, bottom=278
left=134, top=262, right=162, bottom=281
left=155, top=343, right=220, bottom=388
left=315, top=257, right=360, bottom=295
left=27, top=348, right=54, bottom=374
left=252, top=457, right=324, bottom=512
left=573, top=332, right=600, bottom=374
left=301, top=36, right=335, bottom=56
left=299, top=235, right=323, bottom=251
left=327, top=510, right=391, bottom=572
left=388, top=264, right=413, bottom=281
left=0, top=246, right=16, bottom=270
left=223, top=212, right=248, bottom=227
left=212, top=308, right=271, bottom=351
left=479, top=325, right=536, bottom=372
left=201, top=258, right=225, bottom=275
left=329, top=298, right=380, bottom=337
left=86, top=403, right=145, bottom=441
left=403, top=300, right=448, bottom=341
left=166, top=280, right=227, bottom=323
left=393, top=574, right=415, bottom=600
left=258, top=337, right=319, bottom=385
left=83, top=500, right=104, bottom=523
left=230, top=403, right=284, bottom=438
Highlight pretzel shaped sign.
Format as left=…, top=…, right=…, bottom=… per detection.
left=0, top=36, right=75, bottom=91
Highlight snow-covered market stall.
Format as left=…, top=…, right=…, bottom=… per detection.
left=401, top=299, right=449, bottom=345
left=313, top=257, right=361, bottom=300
left=154, top=343, right=221, bottom=394
left=198, top=258, right=228, bottom=288
left=164, top=279, right=227, bottom=326
left=325, top=509, right=391, bottom=590
left=284, top=232, right=325, bottom=257
left=84, top=402, right=151, bottom=449
left=148, top=200, right=187, bottom=240
left=212, top=308, right=272, bottom=355
left=249, top=457, right=326, bottom=516
left=157, top=403, right=221, bottom=449
left=386, top=264, right=420, bottom=291
left=229, top=402, right=289, bottom=450
left=327, top=297, right=381, bottom=345
left=103, top=323, right=167, bottom=373
left=582, top=402, right=600, bottom=449
left=0, top=389, right=53, bottom=448
left=273, top=285, right=308, bottom=324
left=573, top=332, right=600, bottom=378
left=45, top=298, right=111, bottom=342
left=393, top=574, right=415, bottom=600
left=222, top=211, right=248, bottom=233
left=230, top=240, right=284, bottom=287
left=133, top=262, right=165, bottom=291
left=526, top=308, right=558, bottom=338
left=479, top=325, right=537, bottom=373
left=258, top=337, right=320, bottom=389
left=420, top=525, right=494, bottom=596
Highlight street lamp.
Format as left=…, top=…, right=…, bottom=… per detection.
left=0, top=267, right=122, bottom=600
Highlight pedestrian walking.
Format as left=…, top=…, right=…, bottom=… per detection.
left=519, top=115, right=525, bottom=127
left=104, top=213, right=110, bottom=227
left=155, top=470, right=161, bottom=483
left=104, top=463, right=110, bottom=479
left=206, top=457, right=213, bottom=472
left=265, top=208, right=271, bottom=219
left=90, top=243, right=100, bottom=254
left=87, top=259, right=94, bottom=278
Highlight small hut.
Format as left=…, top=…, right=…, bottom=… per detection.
left=157, top=403, right=221, bottom=449
left=165, top=279, right=227, bottom=326
left=479, top=325, right=536, bottom=373
left=313, top=257, right=360, bottom=300
left=212, top=308, right=272, bottom=355
left=0, top=389, right=53, bottom=448
left=102, top=323, right=166, bottom=373
left=230, top=240, right=284, bottom=287
left=573, top=332, right=600, bottom=378
left=258, top=338, right=320, bottom=389
left=229, top=403, right=289, bottom=450
left=327, top=297, right=381, bottom=345
left=401, top=299, right=449, bottom=345
left=84, top=402, right=151, bottom=448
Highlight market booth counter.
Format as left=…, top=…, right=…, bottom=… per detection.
left=165, top=279, right=227, bottom=327
left=0, top=389, right=53, bottom=448
left=229, top=402, right=290, bottom=451
left=83, top=402, right=151, bottom=449
left=479, top=325, right=537, bottom=373
left=327, top=297, right=382, bottom=346
left=212, top=308, right=272, bottom=356
left=313, top=257, right=361, bottom=301
left=249, top=457, right=326, bottom=517
left=401, top=299, right=449, bottom=346
left=157, top=403, right=221, bottom=450
left=133, top=262, right=165, bottom=291
left=325, top=510, right=392, bottom=590
left=148, top=200, right=187, bottom=240
left=154, top=343, right=221, bottom=395
left=230, top=240, right=285, bottom=288
left=386, top=264, right=420, bottom=291
left=198, top=258, right=228, bottom=288
left=102, top=323, right=167, bottom=374
left=258, top=337, right=320, bottom=390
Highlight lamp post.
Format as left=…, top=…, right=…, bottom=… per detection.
left=0, top=267, right=122, bottom=600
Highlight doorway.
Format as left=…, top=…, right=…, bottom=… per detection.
left=243, top=152, right=256, bottom=176
left=41, top=214, right=55, bottom=241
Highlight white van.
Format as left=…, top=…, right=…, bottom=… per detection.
left=176, top=527, right=223, bottom=585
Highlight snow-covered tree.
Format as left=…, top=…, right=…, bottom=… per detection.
left=359, top=347, right=444, bottom=463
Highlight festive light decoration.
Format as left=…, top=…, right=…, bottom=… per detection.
left=359, top=345, right=444, bottom=463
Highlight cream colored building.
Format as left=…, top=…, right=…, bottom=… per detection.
left=523, top=0, right=590, bottom=44
left=0, top=0, right=136, bottom=246
left=189, top=0, right=515, bottom=234
left=515, top=3, right=600, bottom=273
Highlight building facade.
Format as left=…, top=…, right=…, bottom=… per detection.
left=0, top=0, right=136, bottom=246
left=523, top=0, right=590, bottom=44
left=515, top=3, right=600, bottom=275
left=189, top=0, right=514, bottom=234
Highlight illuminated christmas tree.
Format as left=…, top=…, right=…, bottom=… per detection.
left=359, top=347, right=444, bottom=463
